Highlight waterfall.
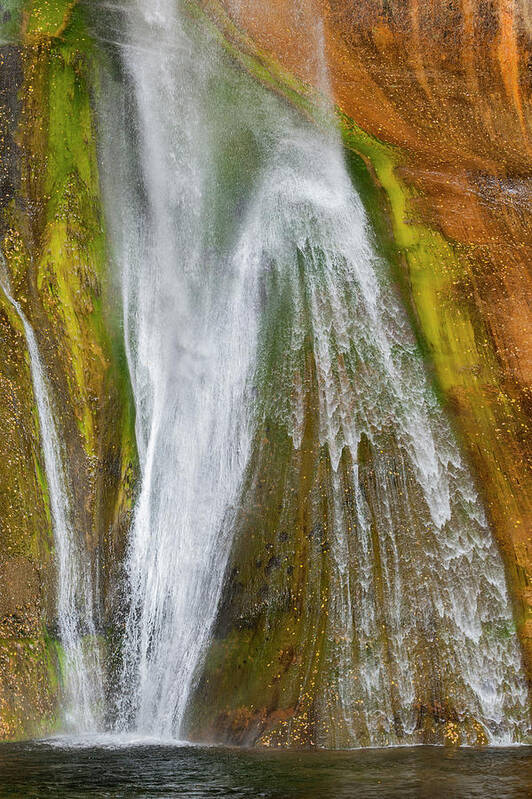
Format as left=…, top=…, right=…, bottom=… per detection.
left=104, top=0, right=261, bottom=738
left=0, top=259, right=103, bottom=733
left=93, top=0, right=529, bottom=745
left=243, top=120, right=529, bottom=746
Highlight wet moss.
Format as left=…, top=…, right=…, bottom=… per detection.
left=0, top=0, right=138, bottom=740
left=0, top=633, right=61, bottom=740
left=26, top=0, right=77, bottom=38
left=184, top=0, right=532, bottom=741
left=0, top=2, right=24, bottom=43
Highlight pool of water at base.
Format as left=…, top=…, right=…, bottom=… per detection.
left=0, top=740, right=531, bottom=799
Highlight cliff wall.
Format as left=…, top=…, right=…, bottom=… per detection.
left=0, top=1, right=136, bottom=739
left=187, top=0, right=532, bottom=745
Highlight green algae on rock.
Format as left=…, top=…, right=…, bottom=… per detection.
left=171, top=0, right=532, bottom=746
left=0, top=0, right=529, bottom=746
left=0, top=0, right=137, bottom=739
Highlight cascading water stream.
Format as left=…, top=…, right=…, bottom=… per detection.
left=104, top=0, right=261, bottom=738
left=92, top=0, right=529, bottom=745
left=240, top=116, right=529, bottom=746
left=0, top=259, right=104, bottom=733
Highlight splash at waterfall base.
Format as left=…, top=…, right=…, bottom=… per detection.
left=0, top=0, right=530, bottom=748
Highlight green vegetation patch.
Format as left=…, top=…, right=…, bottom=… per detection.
left=26, top=0, right=77, bottom=38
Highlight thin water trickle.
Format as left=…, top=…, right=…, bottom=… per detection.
left=0, top=258, right=103, bottom=732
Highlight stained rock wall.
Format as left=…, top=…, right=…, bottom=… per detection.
left=207, top=0, right=532, bottom=674
left=0, top=1, right=137, bottom=739
left=185, top=0, right=532, bottom=745
left=0, top=0, right=530, bottom=742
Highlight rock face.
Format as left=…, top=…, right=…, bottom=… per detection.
left=167, top=0, right=532, bottom=746
left=196, top=0, right=532, bottom=700
left=0, top=0, right=530, bottom=743
left=0, top=1, right=137, bottom=739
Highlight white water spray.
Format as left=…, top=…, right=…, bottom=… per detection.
left=93, top=0, right=529, bottom=744
left=105, top=0, right=261, bottom=737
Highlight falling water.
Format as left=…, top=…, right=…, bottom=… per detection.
left=92, top=0, right=529, bottom=745
left=239, top=114, right=530, bottom=746
left=0, top=260, right=103, bottom=732
left=98, top=0, right=262, bottom=738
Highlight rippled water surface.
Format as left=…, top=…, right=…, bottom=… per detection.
left=0, top=742, right=530, bottom=798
